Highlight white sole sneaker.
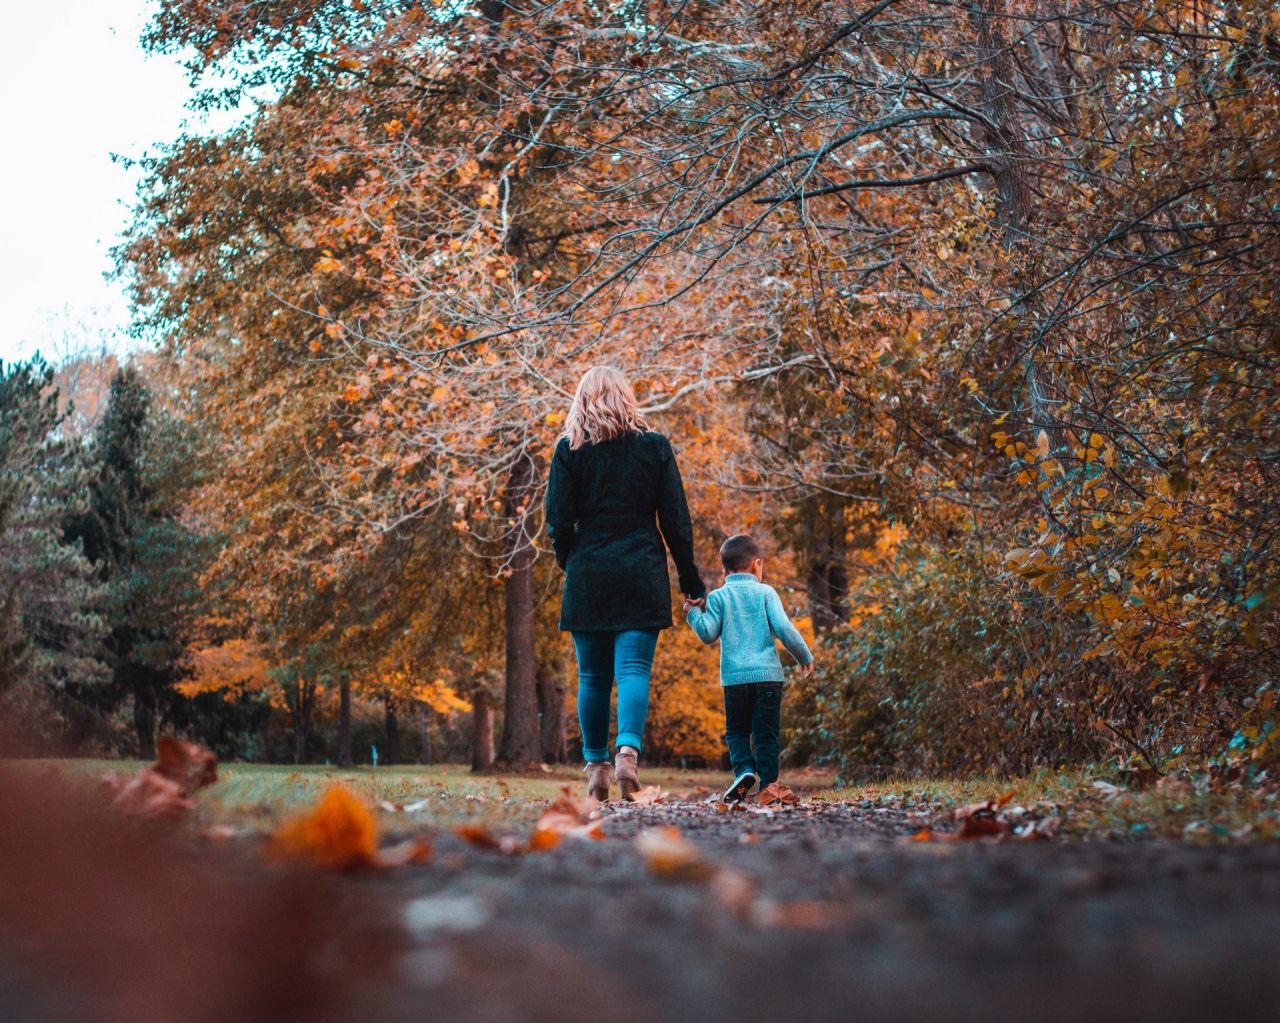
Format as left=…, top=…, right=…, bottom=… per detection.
left=723, top=771, right=759, bottom=804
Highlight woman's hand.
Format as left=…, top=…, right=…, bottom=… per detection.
left=683, top=596, right=706, bottom=612
left=801, top=661, right=815, bottom=678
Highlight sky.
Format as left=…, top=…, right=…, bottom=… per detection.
left=0, top=1, right=241, bottom=365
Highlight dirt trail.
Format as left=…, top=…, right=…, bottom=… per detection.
left=347, top=795, right=1280, bottom=1023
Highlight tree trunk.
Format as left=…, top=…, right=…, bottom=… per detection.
left=471, top=689, right=495, bottom=771
left=806, top=556, right=848, bottom=634
left=419, top=703, right=431, bottom=766
left=536, top=657, right=567, bottom=763
left=291, top=679, right=315, bottom=765
left=498, top=454, right=541, bottom=767
left=132, top=684, right=157, bottom=760
left=799, top=496, right=848, bottom=634
left=337, top=673, right=352, bottom=768
left=385, top=696, right=400, bottom=766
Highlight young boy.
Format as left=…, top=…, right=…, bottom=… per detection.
left=684, top=534, right=814, bottom=803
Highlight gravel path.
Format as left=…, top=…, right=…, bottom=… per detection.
left=348, top=795, right=1280, bottom=1023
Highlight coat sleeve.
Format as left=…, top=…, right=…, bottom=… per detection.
left=545, top=438, right=577, bottom=570
left=765, top=587, right=814, bottom=665
left=656, top=437, right=707, bottom=599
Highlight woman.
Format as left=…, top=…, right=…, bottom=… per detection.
left=546, top=366, right=706, bottom=800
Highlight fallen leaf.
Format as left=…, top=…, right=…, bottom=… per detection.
left=454, top=823, right=502, bottom=850
left=374, top=837, right=434, bottom=867
left=103, top=739, right=220, bottom=818
left=528, top=827, right=561, bottom=852
left=635, top=826, right=712, bottom=880
left=710, top=869, right=757, bottom=918
left=629, top=785, right=669, bottom=806
left=757, top=782, right=800, bottom=807
left=269, top=785, right=379, bottom=870
left=951, top=799, right=1012, bottom=839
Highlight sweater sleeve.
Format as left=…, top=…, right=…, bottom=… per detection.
left=765, top=587, right=813, bottom=666
left=686, top=590, right=723, bottom=644
left=656, top=437, right=707, bottom=599
left=545, top=438, right=576, bottom=570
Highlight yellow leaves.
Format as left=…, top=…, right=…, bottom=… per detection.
left=313, top=251, right=343, bottom=274
left=455, top=157, right=481, bottom=185
left=430, top=386, right=449, bottom=404
left=544, top=410, right=566, bottom=427
left=1036, top=430, right=1051, bottom=459
left=382, top=118, right=403, bottom=135
left=178, top=640, right=271, bottom=699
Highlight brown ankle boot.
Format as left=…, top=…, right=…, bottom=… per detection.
left=585, top=762, right=611, bottom=802
left=614, top=748, right=640, bottom=801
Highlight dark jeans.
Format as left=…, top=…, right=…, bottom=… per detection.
left=723, top=682, right=782, bottom=786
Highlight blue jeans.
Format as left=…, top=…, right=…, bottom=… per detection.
left=572, top=629, right=660, bottom=762
left=723, top=682, right=782, bottom=786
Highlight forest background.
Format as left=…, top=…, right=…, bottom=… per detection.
left=2, top=0, right=1276, bottom=784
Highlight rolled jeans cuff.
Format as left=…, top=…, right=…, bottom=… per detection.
left=583, top=745, right=610, bottom=763
left=615, top=731, right=642, bottom=753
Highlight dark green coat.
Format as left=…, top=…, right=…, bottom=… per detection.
left=546, top=430, right=706, bottom=632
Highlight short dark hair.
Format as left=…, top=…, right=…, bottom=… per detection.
left=720, top=534, right=762, bottom=572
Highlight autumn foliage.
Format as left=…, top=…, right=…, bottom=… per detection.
left=0, top=0, right=1269, bottom=779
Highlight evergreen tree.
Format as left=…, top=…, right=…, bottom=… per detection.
left=0, top=359, right=106, bottom=735
left=66, top=366, right=211, bottom=756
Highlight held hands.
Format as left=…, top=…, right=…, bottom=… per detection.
left=683, top=595, right=706, bottom=612
left=800, top=661, right=815, bottom=678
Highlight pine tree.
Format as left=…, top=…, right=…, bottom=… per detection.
left=65, top=366, right=211, bottom=756
left=0, top=359, right=106, bottom=733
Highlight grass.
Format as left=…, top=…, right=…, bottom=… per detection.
left=835, top=768, right=1280, bottom=842
left=9, top=759, right=1275, bottom=841
left=12, top=759, right=831, bottom=833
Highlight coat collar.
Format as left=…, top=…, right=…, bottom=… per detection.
left=725, top=573, right=758, bottom=584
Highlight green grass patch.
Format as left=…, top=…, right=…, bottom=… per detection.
left=835, top=769, right=1280, bottom=842
left=7, top=759, right=833, bottom=833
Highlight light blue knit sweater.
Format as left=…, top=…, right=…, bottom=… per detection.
left=686, top=573, right=814, bottom=685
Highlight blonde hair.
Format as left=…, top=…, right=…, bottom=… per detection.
left=564, top=366, right=648, bottom=449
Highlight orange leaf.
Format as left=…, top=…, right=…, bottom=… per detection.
left=269, top=785, right=378, bottom=870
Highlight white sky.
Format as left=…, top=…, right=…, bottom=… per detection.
left=0, top=1, right=242, bottom=364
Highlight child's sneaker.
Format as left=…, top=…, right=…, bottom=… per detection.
left=723, top=770, right=758, bottom=804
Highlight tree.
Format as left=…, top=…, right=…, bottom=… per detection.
left=64, top=366, right=211, bottom=756
left=0, top=359, right=105, bottom=736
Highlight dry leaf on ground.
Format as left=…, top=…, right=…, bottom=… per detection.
left=527, top=786, right=606, bottom=850
left=709, top=868, right=758, bottom=918
left=270, top=784, right=432, bottom=870
left=757, top=782, right=800, bottom=807
left=635, top=826, right=713, bottom=880
left=374, top=837, right=434, bottom=867
left=455, top=823, right=523, bottom=854
left=951, top=800, right=1013, bottom=839
left=628, top=785, right=670, bottom=805
left=270, top=785, right=378, bottom=870
left=103, top=738, right=219, bottom=818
